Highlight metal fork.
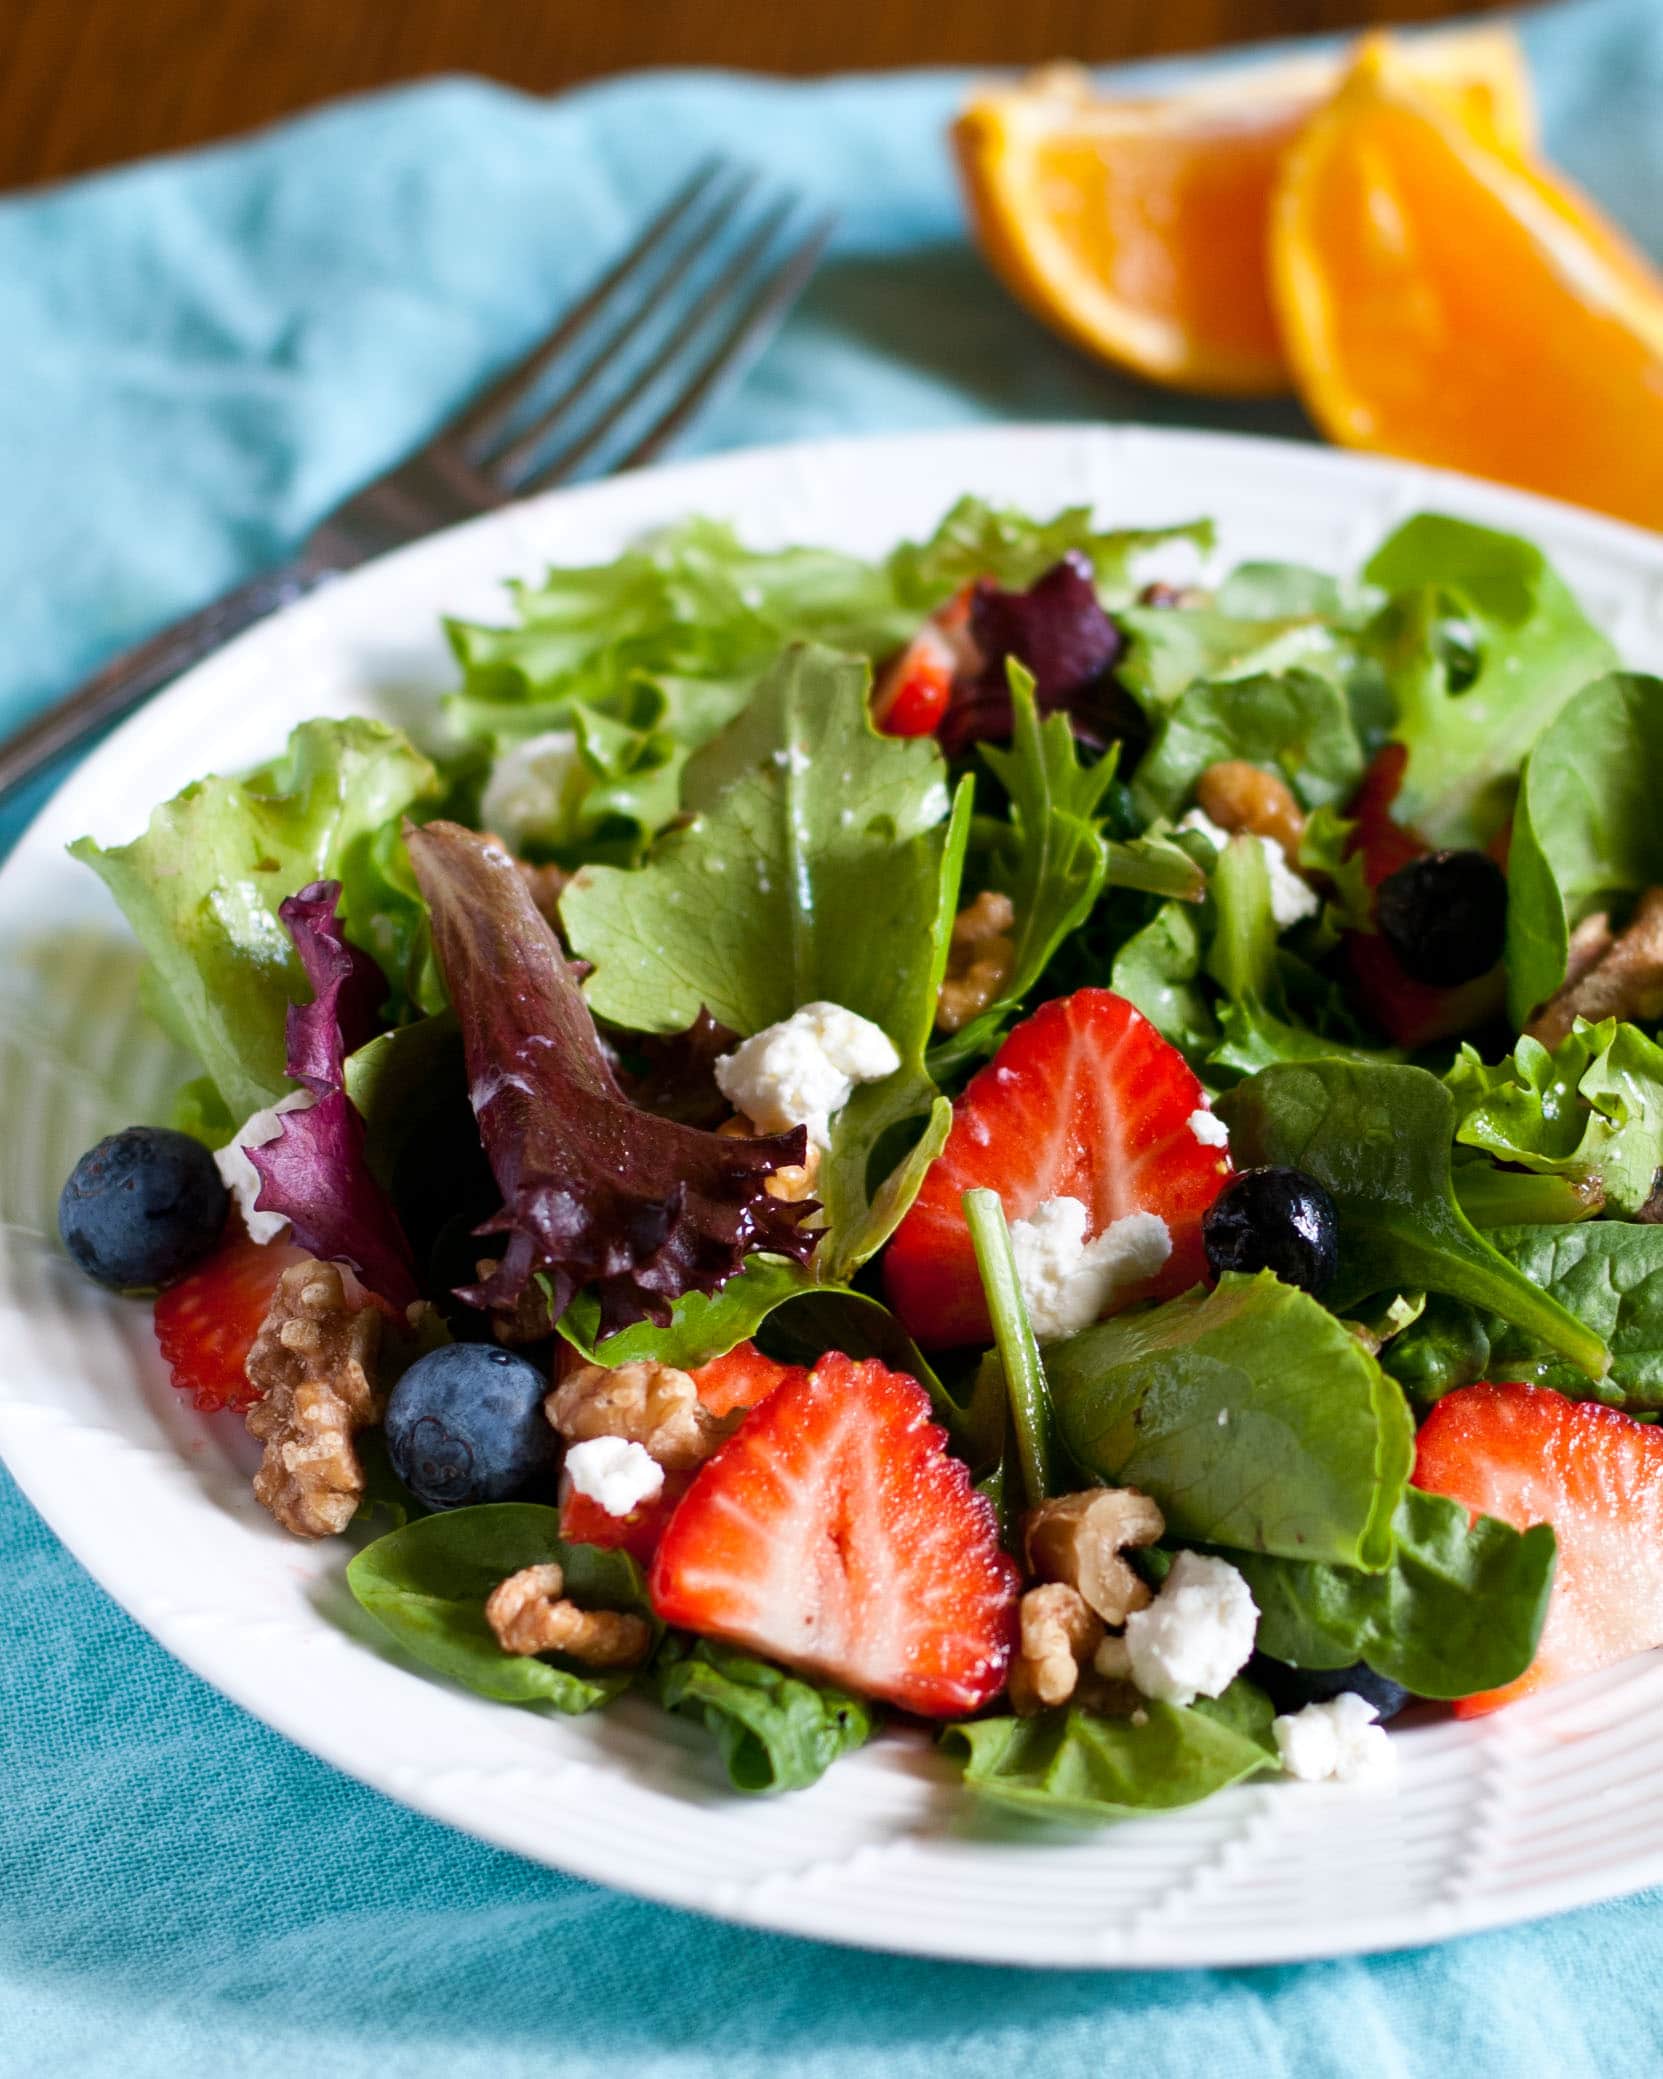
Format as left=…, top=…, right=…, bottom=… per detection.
left=0, top=161, right=833, bottom=805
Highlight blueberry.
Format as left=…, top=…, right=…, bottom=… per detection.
left=1251, top=1654, right=1412, bottom=1723
left=384, top=1343, right=558, bottom=1510
left=58, top=1126, right=228, bottom=1290
left=1375, top=849, right=1508, bottom=987
left=1202, top=1165, right=1339, bottom=1297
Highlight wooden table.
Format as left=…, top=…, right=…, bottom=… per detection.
left=1, top=0, right=1510, bottom=194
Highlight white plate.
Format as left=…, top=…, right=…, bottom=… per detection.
left=6, top=424, right=1663, bottom=1971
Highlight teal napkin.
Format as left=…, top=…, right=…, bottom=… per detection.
left=4, top=4, right=1663, bottom=2070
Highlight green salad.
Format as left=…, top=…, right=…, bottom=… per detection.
left=55, top=493, right=1663, bottom=1821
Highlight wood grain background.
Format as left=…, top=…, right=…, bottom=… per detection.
left=1, top=0, right=1509, bottom=194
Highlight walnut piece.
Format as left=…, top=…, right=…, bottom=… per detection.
left=1023, top=1486, right=1166, bottom=1625
left=1526, top=891, right=1663, bottom=1047
left=936, top=889, right=1017, bottom=1033
left=717, top=1113, right=821, bottom=1202
left=1195, top=759, right=1306, bottom=859
left=485, top=1562, right=652, bottom=1668
left=245, top=1260, right=385, bottom=1539
left=547, top=1357, right=726, bottom=1472
left=1008, top=1582, right=1104, bottom=1715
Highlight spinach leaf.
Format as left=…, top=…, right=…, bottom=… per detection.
left=1044, top=1271, right=1413, bottom=1569
left=1477, top=1222, right=1663, bottom=1409
left=1382, top=1296, right=1493, bottom=1403
left=1236, top=1489, right=1556, bottom=1698
left=1446, top=1018, right=1663, bottom=1218
left=655, top=1636, right=875, bottom=1794
left=928, top=672, right=1113, bottom=1079
left=1132, top=669, right=1364, bottom=821
left=1363, top=514, right=1615, bottom=848
left=945, top=1682, right=1275, bottom=1824
left=1505, top=673, right=1663, bottom=1028
left=1218, top=1061, right=1610, bottom=1381
left=71, top=717, right=440, bottom=1120
left=347, top=1504, right=656, bottom=1712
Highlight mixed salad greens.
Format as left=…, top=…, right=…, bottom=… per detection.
left=55, top=492, right=1663, bottom=1822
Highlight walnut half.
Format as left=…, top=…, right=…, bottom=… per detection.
left=1195, top=759, right=1306, bottom=859
left=1022, top=1486, right=1166, bottom=1625
left=1009, top=1582, right=1103, bottom=1715
left=547, top=1357, right=727, bottom=1472
left=936, top=889, right=1017, bottom=1033
left=484, top=1562, right=652, bottom=1668
left=1527, top=891, right=1663, bottom=1048
left=245, top=1260, right=385, bottom=1539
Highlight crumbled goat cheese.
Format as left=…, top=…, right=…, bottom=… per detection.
left=563, top=1436, right=666, bottom=1518
left=1122, top=1550, right=1258, bottom=1706
left=1273, top=1693, right=1397, bottom=1784
left=1189, top=1107, right=1230, bottom=1149
left=715, top=1001, right=900, bottom=1147
left=1007, top=1196, right=1172, bottom=1342
left=479, top=729, right=588, bottom=850
left=215, top=1092, right=315, bottom=1244
left=1179, top=809, right=1319, bottom=931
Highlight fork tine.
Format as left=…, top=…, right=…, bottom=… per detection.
left=579, top=211, right=836, bottom=486
left=483, top=175, right=767, bottom=485
left=441, top=157, right=730, bottom=457
left=496, top=196, right=800, bottom=492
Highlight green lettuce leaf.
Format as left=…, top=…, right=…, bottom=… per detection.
left=1131, top=668, right=1364, bottom=822
left=888, top=498, right=1213, bottom=608
left=1116, top=603, right=1359, bottom=720
left=654, top=1636, right=875, bottom=1794
left=1235, top=1488, right=1556, bottom=1698
left=1474, top=1223, right=1663, bottom=1409
left=1446, top=1017, right=1663, bottom=1218
left=347, top=1504, right=656, bottom=1712
left=945, top=1682, right=1275, bottom=1824
left=1044, top=1271, right=1414, bottom=1569
left=1109, top=900, right=1218, bottom=1065
left=1219, top=1061, right=1611, bottom=1381
left=1505, top=673, right=1663, bottom=1028
left=1364, top=514, right=1616, bottom=849
left=71, top=717, right=440, bottom=1121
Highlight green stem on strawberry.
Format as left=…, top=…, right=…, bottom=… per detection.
left=963, top=1187, right=1053, bottom=1510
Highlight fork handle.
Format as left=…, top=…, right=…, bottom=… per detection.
left=0, top=558, right=334, bottom=806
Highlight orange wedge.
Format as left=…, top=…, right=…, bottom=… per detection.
left=952, top=29, right=1534, bottom=397
left=1271, top=38, right=1663, bottom=529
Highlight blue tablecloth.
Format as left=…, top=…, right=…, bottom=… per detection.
left=6, top=4, right=1663, bottom=2070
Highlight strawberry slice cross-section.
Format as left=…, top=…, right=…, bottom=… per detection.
left=884, top=986, right=1232, bottom=1349
left=649, top=1354, right=1020, bottom=1717
left=1414, top=1380, right=1663, bottom=1716
left=153, top=1224, right=312, bottom=1413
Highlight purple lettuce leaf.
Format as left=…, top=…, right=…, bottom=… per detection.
left=248, top=882, right=421, bottom=1311
left=404, top=820, right=817, bottom=1334
left=939, top=553, right=1129, bottom=757
left=622, top=1008, right=742, bottom=1129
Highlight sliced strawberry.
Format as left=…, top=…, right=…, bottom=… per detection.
left=871, top=585, right=979, bottom=738
left=1413, top=1381, right=1663, bottom=1716
left=1343, top=745, right=1505, bottom=1047
left=650, top=1354, right=1019, bottom=1716
left=691, top=1338, right=799, bottom=1420
left=884, top=987, right=1231, bottom=1349
left=153, top=1225, right=312, bottom=1413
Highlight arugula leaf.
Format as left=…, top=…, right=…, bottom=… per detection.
left=889, top=498, right=1212, bottom=609
left=1132, top=669, right=1364, bottom=822
left=1505, top=673, right=1663, bottom=1028
left=1045, top=1271, right=1414, bottom=1569
left=927, top=671, right=1113, bottom=1078
left=1475, top=1223, right=1663, bottom=1409
left=1446, top=1018, right=1663, bottom=1218
left=347, top=1504, right=656, bottom=1712
left=71, top=718, right=439, bottom=1120
left=1235, top=1489, right=1555, bottom=1698
left=1363, top=514, right=1616, bottom=848
left=556, top=1254, right=817, bottom=1369
left=654, top=1636, right=875, bottom=1794
left=945, top=1682, right=1275, bottom=1824
left=1218, top=1061, right=1611, bottom=1381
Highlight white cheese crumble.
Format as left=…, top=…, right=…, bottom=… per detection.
left=1006, top=1196, right=1172, bottom=1342
left=1189, top=1107, right=1230, bottom=1149
left=1179, top=808, right=1319, bottom=931
left=563, top=1436, right=665, bottom=1518
left=479, top=729, right=589, bottom=850
left=1272, top=1693, right=1397, bottom=1785
left=215, top=1092, right=315, bottom=1244
left=714, top=1001, right=900, bottom=1148
left=1121, top=1550, right=1259, bottom=1707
